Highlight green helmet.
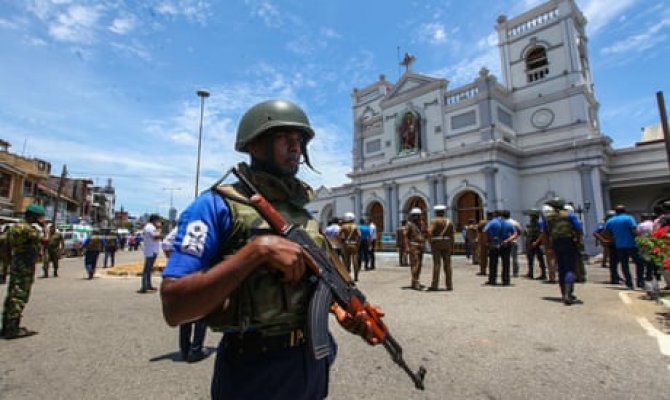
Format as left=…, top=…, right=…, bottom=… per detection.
left=545, top=197, right=565, bottom=209
left=235, top=99, right=315, bottom=153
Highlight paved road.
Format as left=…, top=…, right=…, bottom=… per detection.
left=1, top=251, right=668, bottom=399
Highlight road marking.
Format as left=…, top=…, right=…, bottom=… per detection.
left=636, top=317, right=670, bottom=356
left=618, top=291, right=632, bottom=305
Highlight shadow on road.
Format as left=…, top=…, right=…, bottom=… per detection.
left=149, top=346, right=217, bottom=363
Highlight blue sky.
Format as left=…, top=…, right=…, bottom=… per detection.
left=0, top=0, right=667, bottom=217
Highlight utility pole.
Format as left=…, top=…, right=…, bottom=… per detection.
left=656, top=91, right=670, bottom=172
left=195, top=89, right=210, bottom=198
left=163, top=187, right=182, bottom=227
left=53, top=164, right=67, bottom=222
left=162, top=187, right=182, bottom=210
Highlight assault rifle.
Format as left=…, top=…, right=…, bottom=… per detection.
left=230, top=167, right=426, bottom=390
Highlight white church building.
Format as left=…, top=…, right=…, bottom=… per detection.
left=308, top=0, right=670, bottom=255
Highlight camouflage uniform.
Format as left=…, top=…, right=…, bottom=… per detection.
left=0, top=229, right=9, bottom=284
left=45, top=230, right=64, bottom=277
left=2, top=221, right=42, bottom=337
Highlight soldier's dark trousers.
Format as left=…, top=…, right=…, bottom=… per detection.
left=526, top=246, right=546, bottom=278
left=552, top=237, right=577, bottom=288
left=211, top=336, right=330, bottom=400
left=104, top=250, right=116, bottom=268
left=84, top=251, right=100, bottom=279
left=179, top=319, right=207, bottom=359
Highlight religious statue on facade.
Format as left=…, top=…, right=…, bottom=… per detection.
left=399, top=111, right=420, bottom=153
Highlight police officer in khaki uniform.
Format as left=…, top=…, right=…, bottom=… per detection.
left=339, top=212, right=361, bottom=281
left=404, top=208, right=426, bottom=290
left=427, top=205, right=455, bottom=291
left=396, top=220, right=409, bottom=266
left=477, top=212, right=493, bottom=276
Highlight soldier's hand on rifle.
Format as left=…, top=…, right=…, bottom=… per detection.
left=252, top=235, right=306, bottom=283
left=331, top=303, right=384, bottom=345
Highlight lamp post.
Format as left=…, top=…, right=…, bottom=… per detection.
left=162, top=187, right=181, bottom=228
left=575, top=200, right=591, bottom=222
left=195, top=89, right=210, bottom=199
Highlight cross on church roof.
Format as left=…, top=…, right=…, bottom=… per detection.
left=400, top=52, right=416, bottom=72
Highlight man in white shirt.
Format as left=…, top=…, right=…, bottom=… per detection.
left=503, top=210, right=522, bottom=278
left=324, top=218, right=343, bottom=262
left=368, top=220, right=377, bottom=270
left=139, top=214, right=162, bottom=293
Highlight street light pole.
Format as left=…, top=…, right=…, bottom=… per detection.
left=195, top=89, right=210, bottom=199
left=162, top=187, right=182, bottom=210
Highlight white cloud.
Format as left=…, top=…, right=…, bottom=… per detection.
left=0, top=18, right=20, bottom=30
left=47, top=4, right=102, bottom=43
left=25, top=36, right=49, bottom=46
left=580, top=0, right=638, bottom=34
left=417, top=22, right=448, bottom=45
left=601, top=16, right=670, bottom=55
left=245, top=0, right=283, bottom=28
left=110, top=41, right=152, bottom=62
left=154, top=0, right=212, bottom=24
left=320, top=27, right=341, bottom=39
left=431, top=35, right=501, bottom=86
left=109, top=15, right=136, bottom=35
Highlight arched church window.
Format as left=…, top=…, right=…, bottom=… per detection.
left=525, top=46, right=549, bottom=82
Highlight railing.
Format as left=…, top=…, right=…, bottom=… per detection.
left=445, top=87, right=480, bottom=105
left=507, top=8, right=559, bottom=38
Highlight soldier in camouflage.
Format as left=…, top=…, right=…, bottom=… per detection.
left=160, top=99, right=380, bottom=399
left=0, top=224, right=10, bottom=284
left=44, top=224, right=64, bottom=277
left=1, top=203, right=49, bottom=339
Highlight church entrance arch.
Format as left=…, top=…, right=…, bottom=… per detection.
left=367, top=201, right=384, bottom=233
left=454, top=191, right=483, bottom=230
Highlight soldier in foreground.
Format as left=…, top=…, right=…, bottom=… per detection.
left=160, top=99, right=381, bottom=399
left=1, top=204, right=49, bottom=339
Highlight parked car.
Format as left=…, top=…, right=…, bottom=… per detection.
left=63, top=231, right=87, bottom=257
